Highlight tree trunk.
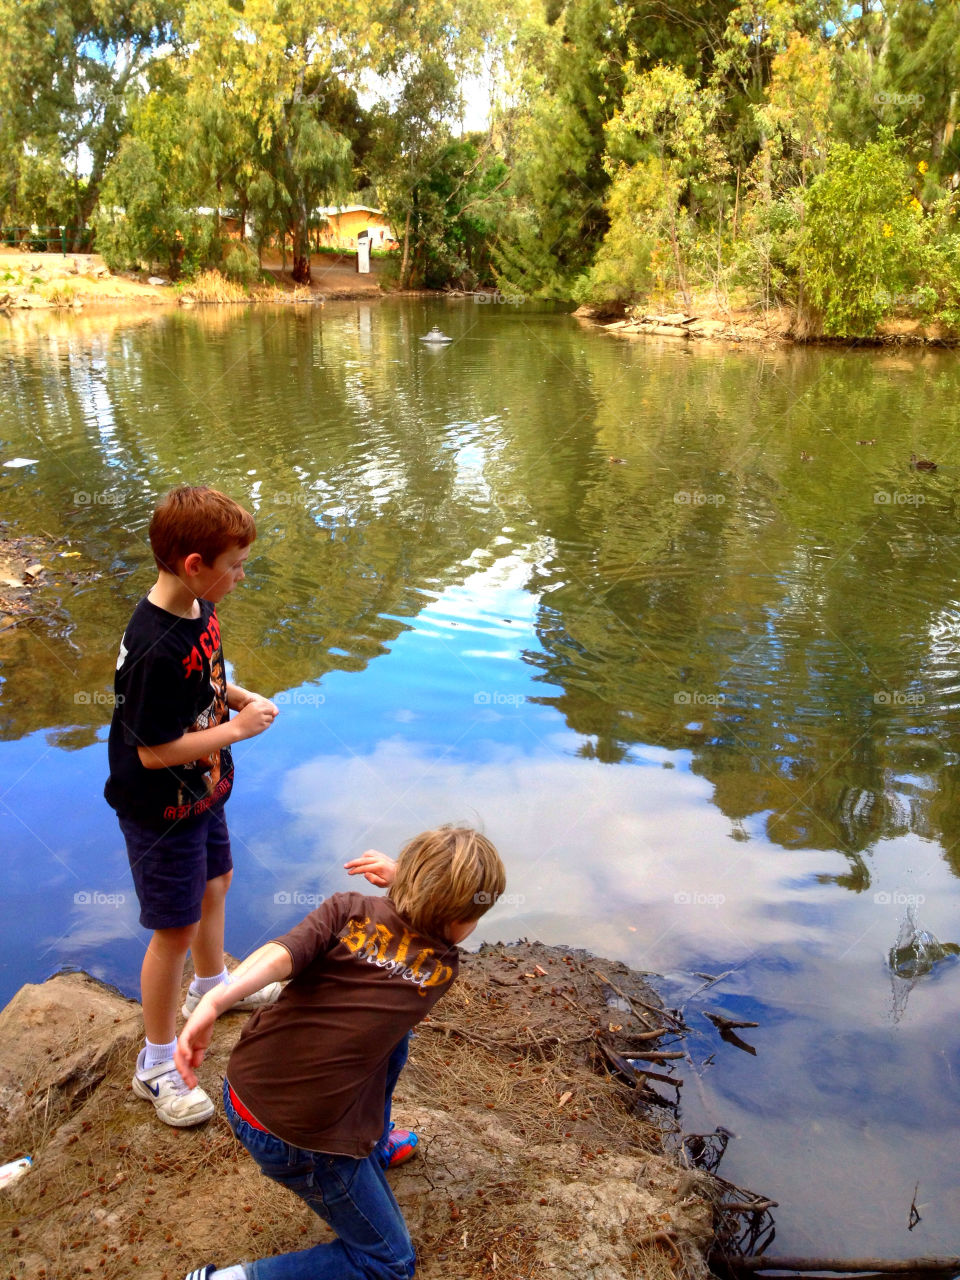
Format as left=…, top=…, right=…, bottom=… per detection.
left=669, top=211, right=691, bottom=310
left=400, top=208, right=412, bottom=288
left=292, top=209, right=311, bottom=284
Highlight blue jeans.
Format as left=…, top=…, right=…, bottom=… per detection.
left=223, top=1036, right=415, bottom=1280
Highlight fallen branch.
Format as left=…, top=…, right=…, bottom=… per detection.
left=733, top=1258, right=960, bottom=1275
left=707, top=1014, right=760, bottom=1031
left=595, top=969, right=684, bottom=1030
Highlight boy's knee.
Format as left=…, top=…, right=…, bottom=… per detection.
left=149, top=923, right=198, bottom=956
left=205, top=869, right=233, bottom=897
left=373, top=1254, right=415, bottom=1280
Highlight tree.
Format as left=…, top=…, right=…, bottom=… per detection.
left=579, top=62, right=727, bottom=306
left=183, top=0, right=364, bottom=283
left=0, top=0, right=178, bottom=239
left=94, top=87, right=215, bottom=279
left=495, top=0, right=738, bottom=299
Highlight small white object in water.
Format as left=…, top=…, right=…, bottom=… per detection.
left=419, top=327, right=453, bottom=344
left=0, top=1156, right=31, bottom=1189
left=2, top=458, right=39, bottom=468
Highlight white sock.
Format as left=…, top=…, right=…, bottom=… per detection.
left=190, top=967, right=230, bottom=995
left=141, top=1038, right=177, bottom=1071
left=212, top=1266, right=247, bottom=1280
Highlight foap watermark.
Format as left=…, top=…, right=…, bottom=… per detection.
left=874, top=90, right=925, bottom=108
left=674, top=690, right=725, bottom=706
left=274, top=890, right=325, bottom=907
left=873, top=287, right=932, bottom=310
left=275, top=689, right=325, bottom=708
left=873, top=891, right=925, bottom=907
left=474, top=891, right=526, bottom=907
left=674, top=490, right=725, bottom=506
left=474, top=691, right=525, bottom=708
left=674, top=891, right=725, bottom=908
left=75, top=690, right=123, bottom=706
left=274, top=491, right=312, bottom=506
left=474, top=291, right=526, bottom=306
left=74, top=890, right=125, bottom=907
left=874, top=491, right=926, bottom=506
left=874, top=690, right=925, bottom=706
left=73, top=490, right=124, bottom=507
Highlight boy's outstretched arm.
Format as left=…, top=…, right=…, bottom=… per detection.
left=175, top=942, right=293, bottom=1086
left=344, top=849, right=397, bottom=887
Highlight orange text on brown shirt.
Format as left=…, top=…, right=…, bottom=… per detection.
left=339, top=916, right=454, bottom=996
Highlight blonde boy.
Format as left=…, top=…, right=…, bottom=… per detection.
left=176, top=825, right=506, bottom=1280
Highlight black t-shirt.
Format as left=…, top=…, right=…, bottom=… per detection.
left=104, top=597, right=234, bottom=828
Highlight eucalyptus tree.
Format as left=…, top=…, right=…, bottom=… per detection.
left=0, top=0, right=178, bottom=238
left=183, top=0, right=364, bottom=283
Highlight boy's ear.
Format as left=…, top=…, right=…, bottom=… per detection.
left=181, top=552, right=205, bottom=577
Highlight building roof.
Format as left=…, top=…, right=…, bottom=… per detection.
left=315, top=205, right=387, bottom=217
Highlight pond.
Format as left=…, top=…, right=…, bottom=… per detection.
left=2, top=299, right=959, bottom=1257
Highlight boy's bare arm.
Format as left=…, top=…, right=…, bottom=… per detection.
left=344, top=849, right=397, bottom=887
left=175, top=942, right=293, bottom=1086
left=137, top=698, right=278, bottom=769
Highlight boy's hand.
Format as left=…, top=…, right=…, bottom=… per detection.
left=344, top=849, right=397, bottom=887
left=175, top=996, right=218, bottom=1088
left=232, top=698, right=278, bottom=740
left=228, top=684, right=276, bottom=713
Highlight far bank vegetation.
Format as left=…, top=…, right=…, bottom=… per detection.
left=0, top=0, right=958, bottom=337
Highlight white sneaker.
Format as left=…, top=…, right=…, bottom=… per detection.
left=132, top=1053, right=215, bottom=1127
left=181, top=979, right=283, bottom=1019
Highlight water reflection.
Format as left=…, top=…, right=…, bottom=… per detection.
left=3, top=302, right=960, bottom=1254
left=5, top=305, right=960, bottom=894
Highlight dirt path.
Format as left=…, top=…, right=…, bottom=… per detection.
left=260, top=252, right=390, bottom=299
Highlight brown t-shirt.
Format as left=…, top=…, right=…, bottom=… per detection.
left=226, top=892, right=460, bottom=1156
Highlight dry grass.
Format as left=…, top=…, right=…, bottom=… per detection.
left=409, top=978, right=661, bottom=1154
left=179, top=270, right=252, bottom=304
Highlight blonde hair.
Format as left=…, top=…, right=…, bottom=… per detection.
left=389, top=825, right=506, bottom=939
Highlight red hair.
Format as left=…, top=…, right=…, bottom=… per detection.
left=149, top=485, right=256, bottom=572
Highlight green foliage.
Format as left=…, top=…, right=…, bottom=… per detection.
left=0, top=0, right=179, bottom=233
left=573, top=61, right=726, bottom=305
left=223, top=243, right=261, bottom=287
left=4, top=0, right=960, bottom=332
left=96, top=136, right=214, bottom=279
left=796, top=131, right=926, bottom=335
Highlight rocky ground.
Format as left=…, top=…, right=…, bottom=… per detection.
left=0, top=943, right=767, bottom=1280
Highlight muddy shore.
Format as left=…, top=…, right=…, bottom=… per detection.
left=0, top=942, right=771, bottom=1280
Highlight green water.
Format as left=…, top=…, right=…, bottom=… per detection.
left=2, top=300, right=960, bottom=1255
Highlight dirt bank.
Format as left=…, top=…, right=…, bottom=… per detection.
left=0, top=943, right=769, bottom=1280
left=0, top=250, right=398, bottom=313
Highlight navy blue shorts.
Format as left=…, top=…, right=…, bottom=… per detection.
left=118, top=807, right=233, bottom=930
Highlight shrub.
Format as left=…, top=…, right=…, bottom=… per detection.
left=222, top=243, right=259, bottom=288
left=794, top=130, right=926, bottom=336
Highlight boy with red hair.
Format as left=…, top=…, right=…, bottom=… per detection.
left=105, top=485, right=280, bottom=1127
